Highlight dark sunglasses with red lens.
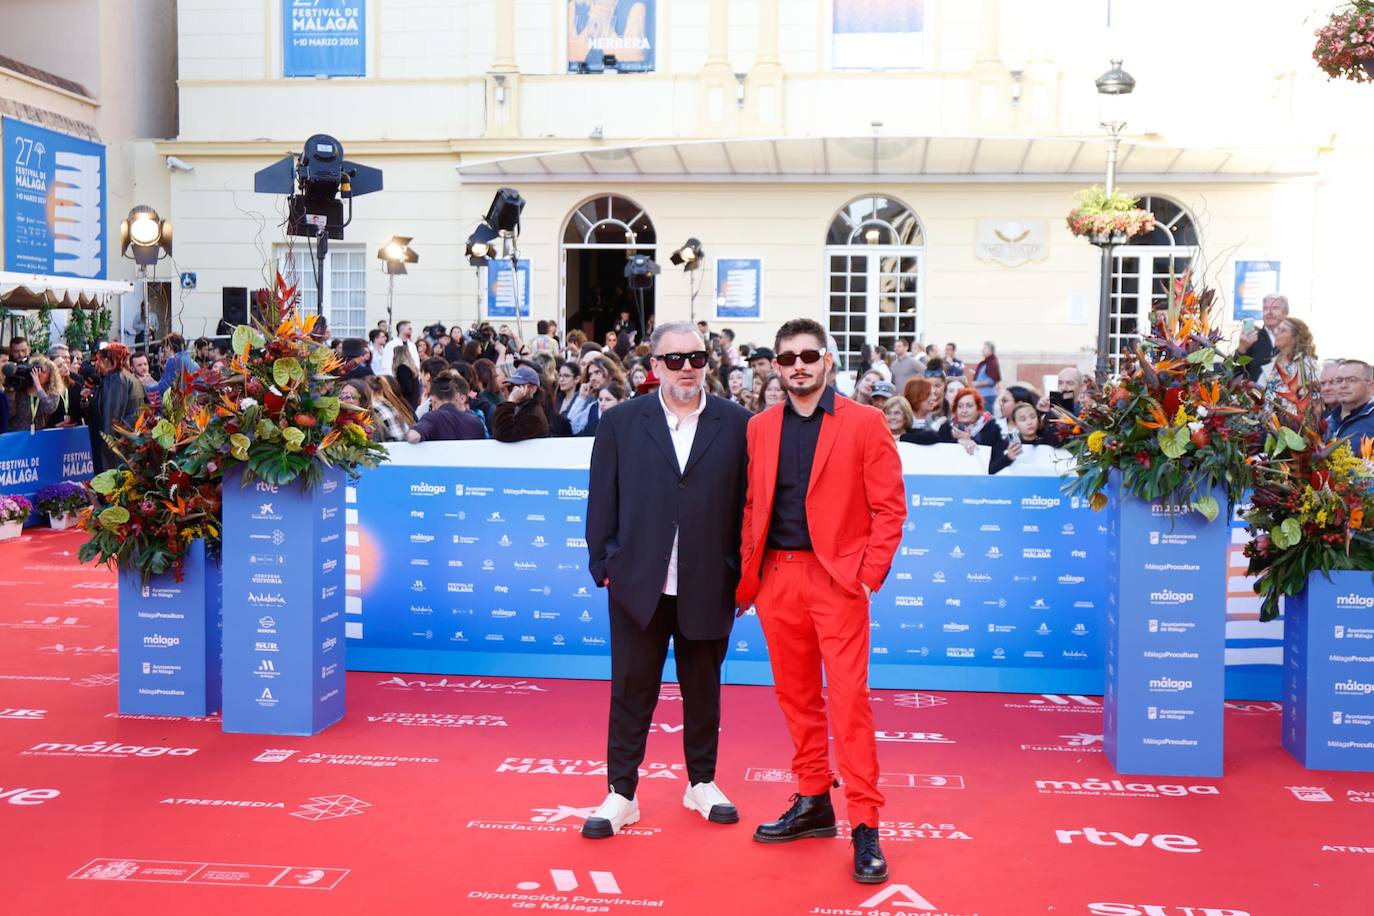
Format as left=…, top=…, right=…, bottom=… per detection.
left=775, top=348, right=827, bottom=367
left=655, top=350, right=708, bottom=370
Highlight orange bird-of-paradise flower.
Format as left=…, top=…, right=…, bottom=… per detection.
left=1361, top=436, right=1373, bottom=463
left=1138, top=402, right=1170, bottom=430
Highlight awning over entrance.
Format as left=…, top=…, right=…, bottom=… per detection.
left=0, top=271, right=133, bottom=309
left=456, top=135, right=1321, bottom=184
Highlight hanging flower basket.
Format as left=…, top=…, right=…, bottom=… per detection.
left=1066, top=186, right=1155, bottom=242
left=1313, top=3, right=1374, bottom=84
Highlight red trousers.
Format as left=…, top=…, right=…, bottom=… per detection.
left=755, top=549, right=883, bottom=828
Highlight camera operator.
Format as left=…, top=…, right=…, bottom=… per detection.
left=5, top=354, right=62, bottom=433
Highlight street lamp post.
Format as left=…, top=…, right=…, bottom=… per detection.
left=1093, top=59, right=1136, bottom=382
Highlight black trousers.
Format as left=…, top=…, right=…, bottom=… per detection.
left=607, top=595, right=728, bottom=798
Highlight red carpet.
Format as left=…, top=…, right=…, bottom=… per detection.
left=0, top=529, right=1369, bottom=916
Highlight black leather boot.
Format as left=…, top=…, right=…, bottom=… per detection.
left=752, top=790, right=837, bottom=843
left=851, top=823, right=889, bottom=884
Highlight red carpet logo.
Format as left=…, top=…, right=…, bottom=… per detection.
left=467, top=804, right=661, bottom=837
left=0, top=708, right=46, bottom=720
left=1088, top=906, right=1250, bottom=916
left=1036, top=778, right=1220, bottom=798
left=889, top=692, right=947, bottom=709
left=516, top=869, right=620, bottom=894
left=1286, top=786, right=1333, bottom=802
left=291, top=795, right=371, bottom=821
left=0, top=787, right=60, bottom=805
left=366, top=712, right=508, bottom=728
left=253, top=749, right=299, bottom=763
left=1055, top=827, right=1201, bottom=853
left=72, top=673, right=118, bottom=688
left=838, top=819, right=973, bottom=843
left=1006, top=694, right=1101, bottom=713
left=854, top=883, right=942, bottom=910
left=38, top=643, right=116, bottom=655
left=377, top=676, right=548, bottom=694
left=23, top=740, right=197, bottom=758
left=875, top=731, right=956, bottom=744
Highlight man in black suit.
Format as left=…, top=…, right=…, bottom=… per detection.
left=583, top=321, right=751, bottom=839
left=1237, top=293, right=1288, bottom=382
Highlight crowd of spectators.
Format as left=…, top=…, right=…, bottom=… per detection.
left=3, top=289, right=1369, bottom=470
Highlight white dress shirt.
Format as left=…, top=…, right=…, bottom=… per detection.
left=380, top=337, right=419, bottom=376
left=659, top=388, right=707, bottom=596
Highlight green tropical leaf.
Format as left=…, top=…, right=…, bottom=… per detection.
left=1186, top=347, right=1216, bottom=365
left=281, top=427, right=305, bottom=452
left=98, top=506, right=130, bottom=530
left=1276, top=518, right=1304, bottom=549
left=231, top=324, right=263, bottom=355
left=314, top=396, right=340, bottom=424
left=90, top=470, right=119, bottom=494
left=1192, top=495, right=1220, bottom=523
left=272, top=357, right=303, bottom=388
left=1278, top=426, right=1306, bottom=452
left=256, top=419, right=279, bottom=440
left=1158, top=426, right=1190, bottom=459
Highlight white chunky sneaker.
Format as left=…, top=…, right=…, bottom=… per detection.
left=682, top=781, right=740, bottom=824
left=581, top=791, right=640, bottom=839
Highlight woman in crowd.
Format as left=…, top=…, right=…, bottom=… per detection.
left=852, top=369, right=883, bottom=406
left=391, top=344, right=423, bottom=412
left=994, top=383, right=1041, bottom=436
left=944, top=377, right=965, bottom=411
left=972, top=341, right=1001, bottom=406
left=1258, top=316, right=1319, bottom=402
left=470, top=358, right=504, bottom=427
left=338, top=379, right=382, bottom=441
left=595, top=380, right=628, bottom=417
left=568, top=354, right=623, bottom=436
left=1009, top=400, right=1058, bottom=449
left=926, top=375, right=949, bottom=422
left=883, top=396, right=915, bottom=441
left=725, top=365, right=756, bottom=411
left=416, top=338, right=433, bottom=362
left=553, top=360, right=581, bottom=416
left=758, top=373, right=786, bottom=412
left=938, top=388, right=1018, bottom=473
left=8, top=354, right=62, bottom=432
left=628, top=360, right=650, bottom=396
left=45, top=350, right=83, bottom=428
left=903, top=377, right=944, bottom=433
left=363, top=375, right=413, bottom=441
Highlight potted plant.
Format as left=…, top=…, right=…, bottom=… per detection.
left=1313, top=2, right=1374, bottom=83
left=35, top=482, right=88, bottom=530
left=0, top=495, right=33, bottom=540
left=1066, top=185, right=1156, bottom=244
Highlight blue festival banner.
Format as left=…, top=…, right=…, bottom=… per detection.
left=567, top=0, right=656, bottom=73
left=1283, top=571, right=1374, bottom=772
left=0, top=426, right=94, bottom=524
left=3, top=117, right=106, bottom=278
left=283, top=1, right=366, bottom=78
left=1104, top=485, right=1228, bottom=777
left=485, top=259, right=532, bottom=319
left=1232, top=260, right=1281, bottom=320
left=714, top=258, right=763, bottom=320
left=221, top=468, right=347, bottom=735
left=117, top=540, right=223, bottom=717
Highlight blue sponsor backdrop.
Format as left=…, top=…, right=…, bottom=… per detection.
left=117, top=539, right=223, bottom=717
left=3, top=117, right=107, bottom=278
left=222, top=468, right=347, bottom=735
left=283, top=1, right=366, bottom=77
left=1105, top=485, right=1228, bottom=777
left=347, top=458, right=1113, bottom=693
left=1283, top=571, right=1374, bottom=772
left=0, top=427, right=94, bottom=524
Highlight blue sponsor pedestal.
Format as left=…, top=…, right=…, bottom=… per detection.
left=1104, top=483, right=1227, bottom=777
left=1283, top=571, right=1374, bottom=772
left=221, top=467, right=346, bottom=736
left=116, top=539, right=222, bottom=716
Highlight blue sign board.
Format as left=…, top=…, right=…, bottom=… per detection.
left=714, top=258, right=763, bottom=320
left=0, top=427, right=94, bottom=524
left=486, top=259, right=532, bottom=319
left=283, top=1, right=366, bottom=78
left=1283, top=571, right=1374, bottom=772
left=221, top=468, right=347, bottom=735
left=1104, top=486, right=1228, bottom=777
left=117, top=540, right=223, bottom=717
left=3, top=117, right=106, bottom=278
left=1233, top=260, right=1281, bottom=320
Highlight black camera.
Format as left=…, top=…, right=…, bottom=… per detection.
left=2, top=362, right=35, bottom=393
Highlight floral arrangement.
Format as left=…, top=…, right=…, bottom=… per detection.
left=1313, top=2, right=1374, bottom=83
left=1242, top=372, right=1374, bottom=621
left=78, top=374, right=223, bottom=582
left=203, top=272, right=387, bottom=488
left=1066, top=186, right=1156, bottom=241
left=0, top=494, right=33, bottom=524
left=1055, top=275, right=1262, bottom=520
left=35, top=482, right=88, bottom=517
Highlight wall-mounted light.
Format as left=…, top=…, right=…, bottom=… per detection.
left=493, top=73, right=507, bottom=104
left=735, top=72, right=746, bottom=108
left=1010, top=69, right=1024, bottom=106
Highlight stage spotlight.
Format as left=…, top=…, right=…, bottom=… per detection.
left=377, top=236, right=418, bottom=275
left=119, top=205, right=172, bottom=267
left=485, top=188, right=526, bottom=234
left=465, top=223, right=500, bottom=266
left=254, top=133, right=383, bottom=242
left=624, top=254, right=661, bottom=290
left=669, top=238, right=704, bottom=271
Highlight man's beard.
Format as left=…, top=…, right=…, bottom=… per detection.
left=784, top=374, right=824, bottom=397
left=666, top=379, right=702, bottom=403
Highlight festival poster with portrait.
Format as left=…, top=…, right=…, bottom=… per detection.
left=567, top=0, right=655, bottom=72
left=832, top=0, right=925, bottom=70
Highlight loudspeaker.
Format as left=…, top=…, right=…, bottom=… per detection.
left=220, top=287, right=248, bottom=334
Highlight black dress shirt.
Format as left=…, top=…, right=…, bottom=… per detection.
left=766, top=386, right=836, bottom=550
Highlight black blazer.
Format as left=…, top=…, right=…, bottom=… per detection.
left=586, top=392, right=751, bottom=640
left=1243, top=328, right=1275, bottom=382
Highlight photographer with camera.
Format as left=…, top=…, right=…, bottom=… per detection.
left=5, top=353, right=62, bottom=433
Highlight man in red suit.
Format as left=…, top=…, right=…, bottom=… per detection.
left=736, top=317, right=907, bottom=884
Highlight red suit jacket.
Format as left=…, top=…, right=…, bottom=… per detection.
left=736, top=393, right=907, bottom=608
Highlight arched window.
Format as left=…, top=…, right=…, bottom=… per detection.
left=560, top=194, right=657, bottom=343
left=1107, top=195, right=1200, bottom=373
left=825, top=196, right=925, bottom=372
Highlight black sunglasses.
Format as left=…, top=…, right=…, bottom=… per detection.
left=775, top=348, right=827, bottom=367
left=655, top=350, right=708, bottom=370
